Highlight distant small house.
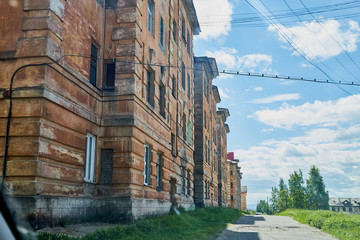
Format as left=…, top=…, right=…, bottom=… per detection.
left=329, top=198, right=360, bottom=214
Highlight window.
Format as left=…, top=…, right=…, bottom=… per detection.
left=182, top=114, right=187, bottom=141
left=205, top=181, right=208, bottom=199
left=144, top=145, right=152, bottom=185
left=230, top=170, right=233, bottom=175
left=147, top=0, right=155, bottom=36
left=171, top=133, right=176, bottom=156
left=231, top=182, right=233, bottom=188
left=159, top=16, right=165, bottom=53
left=181, top=62, right=185, bottom=90
left=187, top=31, right=190, bottom=54
left=172, top=77, right=176, bottom=97
left=205, top=137, right=208, bottom=163
left=182, top=18, right=186, bottom=41
left=156, top=153, right=163, bottom=189
left=186, top=170, right=190, bottom=196
left=103, top=61, right=115, bottom=90
left=231, top=195, right=233, bottom=201
left=90, top=43, right=98, bottom=86
left=204, top=112, right=207, bottom=129
left=146, top=70, right=155, bottom=107
left=159, top=83, right=166, bottom=118
left=172, top=20, right=177, bottom=41
left=187, top=74, right=190, bottom=98
left=187, top=121, right=192, bottom=145
left=181, top=167, right=186, bottom=194
left=85, top=133, right=96, bottom=182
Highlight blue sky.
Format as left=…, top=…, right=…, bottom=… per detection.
left=193, top=0, right=360, bottom=208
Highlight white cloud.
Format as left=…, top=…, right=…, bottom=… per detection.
left=205, top=48, right=273, bottom=72
left=261, top=128, right=274, bottom=132
left=254, top=87, right=264, bottom=92
left=194, top=0, right=233, bottom=40
left=252, top=94, right=360, bottom=129
left=268, top=19, right=360, bottom=60
left=218, top=88, right=231, bottom=99
left=251, top=93, right=301, bottom=104
left=235, top=126, right=360, bottom=204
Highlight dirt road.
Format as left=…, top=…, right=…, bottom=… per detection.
left=216, top=215, right=338, bottom=240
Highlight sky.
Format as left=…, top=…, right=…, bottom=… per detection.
left=193, top=0, right=360, bottom=209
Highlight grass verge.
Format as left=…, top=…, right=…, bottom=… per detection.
left=279, top=209, right=360, bottom=240
left=30, top=207, right=245, bottom=240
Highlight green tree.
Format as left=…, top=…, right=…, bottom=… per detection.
left=288, top=170, right=306, bottom=209
left=277, top=178, right=289, bottom=212
left=256, top=200, right=270, bottom=213
left=270, top=187, right=279, bottom=213
left=306, top=165, right=329, bottom=210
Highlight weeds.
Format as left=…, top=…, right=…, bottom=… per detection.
left=279, top=209, right=360, bottom=240
left=36, top=207, right=244, bottom=240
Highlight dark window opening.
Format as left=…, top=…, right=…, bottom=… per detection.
left=159, top=16, right=165, bottom=53
left=144, top=145, right=152, bottom=186
left=146, top=70, right=155, bottom=107
left=187, top=74, right=190, bottom=98
left=181, top=167, right=186, bottom=194
left=187, top=31, right=190, bottom=54
left=172, top=20, right=177, bottom=41
left=181, top=62, right=185, bottom=90
left=105, top=0, right=116, bottom=9
left=187, top=170, right=191, bottom=196
left=90, top=43, right=98, bottom=86
left=182, top=18, right=186, bottom=41
left=172, top=77, right=176, bottom=98
left=103, top=61, right=115, bottom=91
left=171, top=133, right=176, bottom=156
left=147, top=0, right=155, bottom=37
left=156, top=153, right=163, bottom=190
left=182, top=115, right=187, bottom=141
left=159, top=83, right=166, bottom=118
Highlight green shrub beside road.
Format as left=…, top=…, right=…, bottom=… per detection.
left=279, top=209, right=360, bottom=240
left=35, top=207, right=245, bottom=240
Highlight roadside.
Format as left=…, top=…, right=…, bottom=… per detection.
left=37, top=223, right=116, bottom=238
left=216, top=215, right=338, bottom=240
left=31, top=207, right=244, bottom=240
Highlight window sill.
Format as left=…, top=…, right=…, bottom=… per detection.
left=156, top=187, right=163, bottom=191
left=84, top=179, right=96, bottom=184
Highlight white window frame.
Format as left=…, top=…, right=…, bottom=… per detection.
left=144, top=145, right=152, bottom=186
left=147, top=0, right=155, bottom=37
left=159, top=16, right=165, bottom=53
left=84, top=133, right=96, bottom=182
left=156, top=153, right=163, bottom=189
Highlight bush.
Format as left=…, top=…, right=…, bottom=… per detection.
left=279, top=209, right=360, bottom=240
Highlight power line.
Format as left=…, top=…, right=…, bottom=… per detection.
left=220, top=70, right=360, bottom=87
left=282, top=0, right=360, bottom=84
left=199, top=1, right=360, bottom=26
left=246, top=0, right=353, bottom=95
left=299, top=0, right=360, bottom=73
left=63, top=53, right=360, bottom=89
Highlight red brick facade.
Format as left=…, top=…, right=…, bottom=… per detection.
left=0, top=0, right=200, bottom=224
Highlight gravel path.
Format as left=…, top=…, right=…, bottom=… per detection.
left=216, top=215, right=338, bottom=240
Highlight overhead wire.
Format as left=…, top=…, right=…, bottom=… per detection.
left=299, top=0, right=360, bottom=73
left=64, top=53, right=360, bottom=89
left=282, top=0, right=360, bottom=85
left=246, top=0, right=353, bottom=95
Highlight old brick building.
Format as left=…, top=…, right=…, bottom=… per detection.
left=0, top=0, right=200, bottom=224
left=217, top=108, right=230, bottom=207
left=227, top=159, right=242, bottom=209
left=193, top=57, right=221, bottom=207
left=241, top=186, right=247, bottom=211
